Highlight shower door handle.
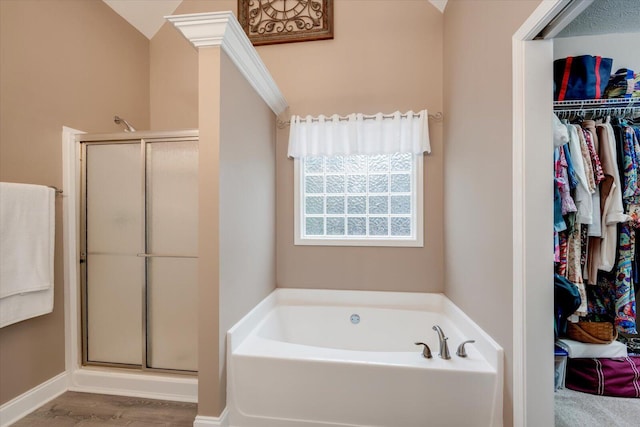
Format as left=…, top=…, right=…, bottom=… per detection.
left=136, top=253, right=198, bottom=259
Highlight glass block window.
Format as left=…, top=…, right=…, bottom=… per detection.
left=295, top=153, right=423, bottom=247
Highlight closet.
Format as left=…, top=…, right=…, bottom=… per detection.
left=551, top=28, right=640, bottom=417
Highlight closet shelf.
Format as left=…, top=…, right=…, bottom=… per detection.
left=554, top=98, right=639, bottom=120
left=553, top=98, right=640, bottom=111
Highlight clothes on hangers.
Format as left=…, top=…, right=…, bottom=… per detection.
left=566, top=123, right=592, bottom=224
left=612, top=119, right=639, bottom=333
left=595, top=121, right=627, bottom=272
left=582, top=120, right=603, bottom=239
left=553, top=112, right=639, bottom=334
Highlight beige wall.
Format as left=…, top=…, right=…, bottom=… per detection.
left=0, top=0, right=150, bottom=405
left=271, top=1, right=443, bottom=292
left=196, top=46, right=222, bottom=419
left=192, top=46, right=277, bottom=418
left=554, top=32, right=640, bottom=70
left=152, top=0, right=444, bottom=293
left=219, top=50, right=277, bottom=413
left=150, top=0, right=234, bottom=130
left=442, top=1, right=541, bottom=426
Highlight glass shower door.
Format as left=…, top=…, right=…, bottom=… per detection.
left=84, top=142, right=143, bottom=366
left=145, top=141, right=198, bottom=371
left=82, top=135, right=198, bottom=373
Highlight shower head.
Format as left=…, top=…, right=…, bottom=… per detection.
left=114, top=115, right=136, bottom=132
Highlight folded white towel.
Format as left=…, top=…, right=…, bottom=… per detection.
left=0, top=182, right=55, bottom=300
left=557, top=338, right=628, bottom=359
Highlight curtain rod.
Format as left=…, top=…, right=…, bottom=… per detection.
left=277, top=111, right=443, bottom=129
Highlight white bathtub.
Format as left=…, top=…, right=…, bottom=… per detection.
left=226, top=289, right=503, bottom=427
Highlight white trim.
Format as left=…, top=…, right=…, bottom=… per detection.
left=512, top=37, right=555, bottom=427
left=62, top=126, right=83, bottom=376
left=512, top=1, right=565, bottom=426
left=0, top=372, right=69, bottom=427
left=513, top=0, right=570, bottom=41
left=511, top=38, right=527, bottom=427
left=193, top=409, right=229, bottom=427
left=538, top=0, right=594, bottom=40
left=68, top=368, right=197, bottom=403
left=166, top=11, right=288, bottom=115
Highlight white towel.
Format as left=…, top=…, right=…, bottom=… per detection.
left=0, top=288, right=54, bottom=328
left=0, top=182, right=55, bottom=326
left=557, top=338, right=628, bottom=359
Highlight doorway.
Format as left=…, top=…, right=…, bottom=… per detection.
left=79, top=131, right=198, bottom=374
left=514, top=0, right=639, bottom=425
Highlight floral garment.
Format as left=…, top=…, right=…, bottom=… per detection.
left=614, top=123, right=640, bottom=334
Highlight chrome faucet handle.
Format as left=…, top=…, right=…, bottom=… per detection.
left=414, top=342, right=432, bottom=359
left=456, top=340, right=476, bottom=358
left=432, top=325, right=451, bottom=359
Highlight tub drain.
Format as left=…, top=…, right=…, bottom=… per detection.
left=350, top=314, right=360, bottom=324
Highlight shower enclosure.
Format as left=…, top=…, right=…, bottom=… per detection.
left=79, top=130, right=198, bottom=373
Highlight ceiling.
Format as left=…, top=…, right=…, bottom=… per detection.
left=556, top=0, right=640, bottom=38
left=102, top=0, right=449, bottom=40
left=102, top=0, right=181, bottom=39
left=103, top=0, right=638, bottom=41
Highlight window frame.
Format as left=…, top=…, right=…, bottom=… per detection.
left=293, top=153, right=424, bottom=247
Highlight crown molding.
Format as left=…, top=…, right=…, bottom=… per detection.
left=166, top=11, right=288, bottom=115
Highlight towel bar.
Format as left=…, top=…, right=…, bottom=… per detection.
left=47, top=185, right=63, bottom=195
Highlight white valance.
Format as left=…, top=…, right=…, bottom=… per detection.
left=287, top=110, right=431, bottom=158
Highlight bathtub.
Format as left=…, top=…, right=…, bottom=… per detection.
left=226, top=289, right=503, bottom=427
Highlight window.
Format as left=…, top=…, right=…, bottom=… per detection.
left=295, top=152, right=423, bottom=246
left=288, top=110, right=430, bottom=247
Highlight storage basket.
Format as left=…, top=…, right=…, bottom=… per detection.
left=566, top=322, right=617, bottom=344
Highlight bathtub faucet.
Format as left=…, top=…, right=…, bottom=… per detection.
left=414, top=342, right=432, bottom=359
left=432, top=325, right=451, bottom=359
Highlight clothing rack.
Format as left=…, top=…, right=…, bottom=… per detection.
left=276, top=111, right=443, bottom=129
left=554, top=98, right=640, bottom=121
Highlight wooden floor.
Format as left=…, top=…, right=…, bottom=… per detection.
left=12, top=392, right=197, bottom=426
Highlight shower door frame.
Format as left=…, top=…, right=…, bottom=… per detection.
left=79, top=130, right=198, bottom=375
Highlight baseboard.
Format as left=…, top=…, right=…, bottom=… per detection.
left=0, top=372, right=69, bottom=427
left=194, top=408, right=230, bottom=427
left=69, top=368, right=198, bottom=403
